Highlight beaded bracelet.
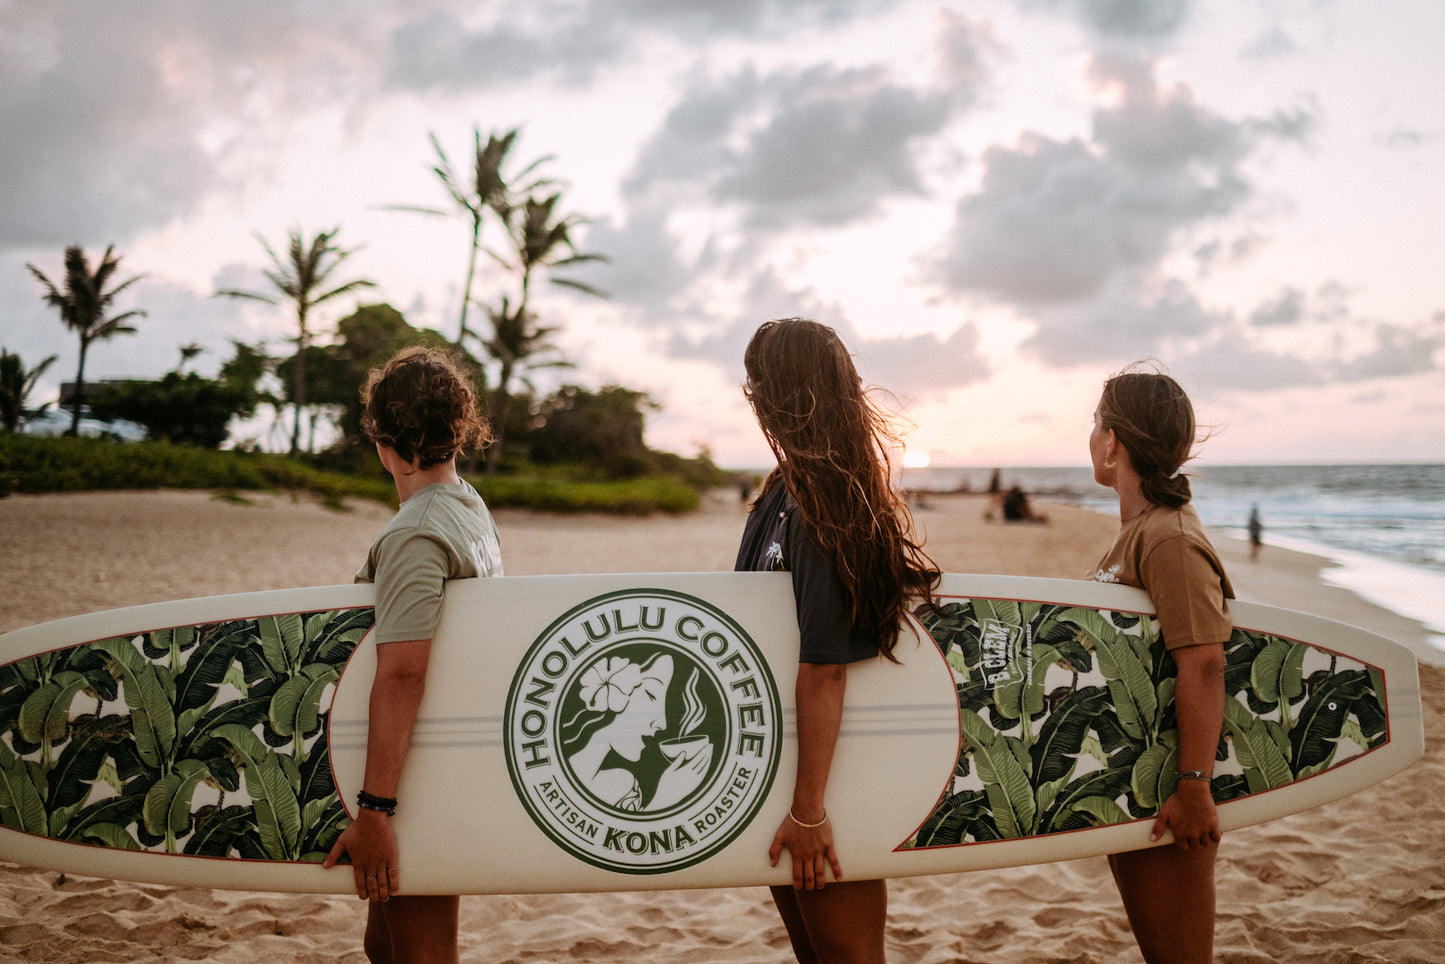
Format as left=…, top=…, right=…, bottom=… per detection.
left=357, top=790, right=398, bottom=816
left=1177, top=769, right=1212, bottom=783
left=788, top=808, right=828, bottom=829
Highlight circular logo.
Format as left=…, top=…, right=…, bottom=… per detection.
left=504, top=588, right=781, bottom=874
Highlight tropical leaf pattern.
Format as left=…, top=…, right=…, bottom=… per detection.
left=0, top=607, right=373, bottom=862
left=903, top=598, right=1389, bottom=849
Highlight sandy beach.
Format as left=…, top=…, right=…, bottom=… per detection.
left=0, top=488, right=1440, bottom=963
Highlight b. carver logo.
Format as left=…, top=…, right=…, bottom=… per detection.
left=504, top=589, right=781, bottom=874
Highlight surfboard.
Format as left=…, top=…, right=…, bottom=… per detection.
left=0, top=573, right=1423, bottom=895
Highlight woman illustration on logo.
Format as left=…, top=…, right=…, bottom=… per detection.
left=560, top=651, right=715, bottom=812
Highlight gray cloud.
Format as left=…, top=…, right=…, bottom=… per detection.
left=713, top=67, right=955, bottom=227
left=1240, top=26, right=1302, bottom=61
left=0, top=12, right=222, bottom=246
left=1167, top=335, right=1322, bottom=394
left=1248, top=287, right=1306, bottom=328
left=1023, top=277, right=1228, bottom=365
left=655, top=266, right=991, bottom=397
left=1026, top=0, right=1194, bottom=39
left=663, top=267, right=850, bottom=371
left=625, top=59, right=976, bottom=230
left=853, top=323, right=991, bottom=399
left=0, top=4, right=387, bottom=249
left=935, top=10, right=1005, bottom=96
left=929, top=53, right=1315, bottom=309
left=1327, top=324, right=1444, bottom=382
left=1155, top=311, right=1444, bottom=395
left=385, top=8, right=626, bottom=90
left=384, top=0, right=896, bottom=92
left=568, top=205, right=698, bottom=306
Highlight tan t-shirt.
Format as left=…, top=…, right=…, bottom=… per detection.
left=356, top=481, right=503, bottom=644
left=1089, top=503, right=1233, bottom=651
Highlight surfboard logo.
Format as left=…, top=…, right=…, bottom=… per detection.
left=504, top=589, right=782, bottom=875
left=978, top=617, right=1029, bottom=687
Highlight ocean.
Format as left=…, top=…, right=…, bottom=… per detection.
left=904, top=463, right=1445, bottom=652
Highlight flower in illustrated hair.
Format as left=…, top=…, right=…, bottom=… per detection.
left=577, top=657, right=643, bottom=714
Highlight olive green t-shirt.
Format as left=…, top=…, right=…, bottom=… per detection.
left=355, top=481, right=503, bottom=644
left=1089, top=503, right=1233, bottom=651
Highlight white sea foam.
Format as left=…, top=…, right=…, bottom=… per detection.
left=1265, top=533, right=1445, bottom=657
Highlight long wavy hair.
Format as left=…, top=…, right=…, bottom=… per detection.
left=1097, top=364, right=1204, bottom=508
left=744, top=318, right=939, bottom=660
left=360, top=346, right=489, bottom=468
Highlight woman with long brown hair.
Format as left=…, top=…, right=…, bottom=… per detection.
left=1088, top=365, right=1230, bottom=964
left=735, top=318, right=938, bottom=963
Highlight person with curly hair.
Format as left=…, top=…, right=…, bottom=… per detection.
left=325, top=346, right=502, bottom=964
left=1088, top=365, right=1231, bottom=964
left=735, top=318, right=939, bottom=963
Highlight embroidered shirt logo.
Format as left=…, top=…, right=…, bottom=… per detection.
left=1091, top=565, right=1122, bottom=584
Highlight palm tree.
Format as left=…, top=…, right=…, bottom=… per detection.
left=389, top=127, right=552, bottom=347
left=0, top=349, right=59, bottom=433
left=176, top=343, right=205, bottom=373
left=513, top=193, right=608, bottom=303
left=26, top=245, right=146, bottom=435
left=480, top=296, right=574, bottom=471
left=481, top=193, right=606, bottom=473
left=216, top=228, right=375, bottom=455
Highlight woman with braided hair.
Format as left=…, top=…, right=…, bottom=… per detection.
left=1088, top=364, right=1231, bottom=964
left=735, top=318, right=939, bottom=963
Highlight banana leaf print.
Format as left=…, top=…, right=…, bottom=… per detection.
left=0, top=606, right=373, bottom=863
left=901, top=596, right=1389, bottom=850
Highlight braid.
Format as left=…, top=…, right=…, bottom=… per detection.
left=1098, top=365, right=1202, bottom=509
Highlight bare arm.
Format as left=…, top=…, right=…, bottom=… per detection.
left=1152, top=641, right=1226, bottom=849
left=769, top=661, right=847, bottom=889
left=323, top=638, right=433, bottom=899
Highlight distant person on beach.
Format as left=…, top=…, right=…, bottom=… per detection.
left=1087, top=365, right=1232, bottom=964
left=324, top=347, right=503, bottom=964
left=1248, top=505, right=1264, bottom=561
left=1001, top=485, right=1049, bottom=524
left=736, top=318, right=940, bottom=964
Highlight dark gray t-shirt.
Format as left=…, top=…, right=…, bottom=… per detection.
left=734, top=479, right=879, bottom=665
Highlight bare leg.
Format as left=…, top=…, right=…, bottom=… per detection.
left=365, top=895, right=460, bottom=964
left=770, top=879, right=887, bottom=964
left=364, top=901, right=393, bottom=964
left=1109, top=846, right=1216, bottom=964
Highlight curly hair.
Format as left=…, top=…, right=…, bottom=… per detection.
left=1097, top=364, right=1204, bottom=508
left=359, top=346, right=489, bottom=468
left=744, top=318, right=939, bottom=660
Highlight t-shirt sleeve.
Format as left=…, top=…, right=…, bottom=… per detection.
left=371, top=529, right=451, bottom=644
left=785, top=510, right=879, bottom=665
left=1139, top=534, right=1232, bottom=650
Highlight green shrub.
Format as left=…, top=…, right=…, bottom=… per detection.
left=0, top=435, right=707, bottom=515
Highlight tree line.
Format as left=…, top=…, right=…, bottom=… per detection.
left=2, top=126, right=675, bottom=480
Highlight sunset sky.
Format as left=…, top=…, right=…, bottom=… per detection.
left=3, top=0, right=1441, bottom=467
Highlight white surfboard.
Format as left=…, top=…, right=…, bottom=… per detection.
left=0, top=573, right=1423, bottom=894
